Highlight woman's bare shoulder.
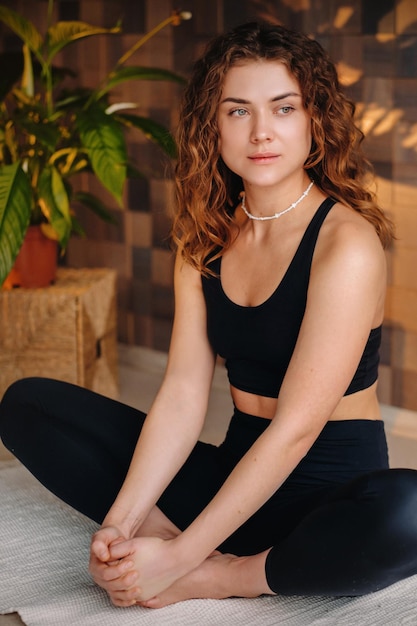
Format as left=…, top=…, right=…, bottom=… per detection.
left=316, top=201, right=386, bottom=268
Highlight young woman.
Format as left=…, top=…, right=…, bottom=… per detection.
left=1, top=21, right=417, bottom=610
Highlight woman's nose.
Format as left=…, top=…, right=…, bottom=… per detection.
left=250, top=113, right=273, bottom=142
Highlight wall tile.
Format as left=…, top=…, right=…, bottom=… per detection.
left=330, top=34, right=363, bottom=72
left=332, top=0, right=362, bottom=34
left=58, top=1, right=80, bottom=21
left=361, top=0, right=395, bottom=35
left=129, top=140, right=171, bottom=180
left=117, top=275, right=133, bottom=310
left=393, top=119, right=417, bottom=167
left=134, top=314, right=153, bottom=347
left=152, top=249, right=175, bottom=287
left=385, top=247, right=394, bottom=287
left=386, top=247, right=417, bottom=290
left=128, top=177, right=151, bottom=212
left=151, top=284, right=175, bottom=319
left=362, top=77, right=394, bottom=113
left=117, top=309, right=132, bottom=344
left=393, top=162, right=417, bottom=186
left=152, top=211, right=172, bottom=250
left=363, top=35, right=395, bottom=77
left=373, top=161, right=393, bottom=180
left=396, top=0, right=417, bottom=34
left=393, top=78, right=417, bottom=110
left=132, top=279, right=152, bottom=315
left=362, top=131, right=393, bottom=163
left=391, top=329, right=417, bottom=373
left=224, top=0, right=253, bottom=31
left=72, top=205, right=125, bottom=243
left=126, top=211, right=152, bottom=247
left=377, top=364, right=392, bottom=404
left=385, top=286, right=417, bottom=333
left=116, top=0, right=146, bottom=34
left=132, top=246, right=151, bottom=281
left=146, top=0, right=172, bottom=30
left=65, top=239, right=130, bottom=274
left=380, top=324, right=392, bottom=365
left=392, top=368, right=417, bottom=411
left=396, top=36, right=417, bottom=77
left=152, top=317, right=173, bottom=351
left=391, top=183, right=417, bottom=248
left=375, top=175, right=394, bottom=213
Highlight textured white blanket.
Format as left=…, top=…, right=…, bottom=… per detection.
left=1, top=461, right=417, bottom=626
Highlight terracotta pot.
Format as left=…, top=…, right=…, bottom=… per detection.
left=3, top=225, right=58, bottom=289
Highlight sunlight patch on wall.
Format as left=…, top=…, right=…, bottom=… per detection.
left=373, top=109, right=404, bottom=136
left=402, top=124, right=417, bottom=150
left=397, top=0, right=417, bottom=33
left=337, top=61, right=363, bottom=86
left=281, top=0, right=311, bottom=11
left=333, top=6, right=354, bottom=30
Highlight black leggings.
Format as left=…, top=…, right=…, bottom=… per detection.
left=1, top=377, right=417, bottom=596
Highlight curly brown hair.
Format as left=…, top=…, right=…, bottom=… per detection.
left=172, top=21, right=394, bottom=273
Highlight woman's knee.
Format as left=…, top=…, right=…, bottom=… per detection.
left=350, top=468, right=417, bottom=531
left=365, top=469, right=417, bottom=576
left=0, top=377, right=46, bottom=446
left=377, top=468, right=417, bottom=530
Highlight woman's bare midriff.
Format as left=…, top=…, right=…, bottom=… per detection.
left=231, top=381, right=382, bottom=422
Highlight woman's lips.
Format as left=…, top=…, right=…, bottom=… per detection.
left=248, top=152, right=279, bottom=163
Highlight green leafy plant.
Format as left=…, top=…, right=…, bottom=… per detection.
left=0, top=1, right=190, bottom=286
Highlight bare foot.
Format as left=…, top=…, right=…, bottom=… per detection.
left=134, top=506, right=181, bottom=541
left=139, top=550, right=274, bottom=609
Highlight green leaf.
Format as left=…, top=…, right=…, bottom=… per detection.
left=98, top=66, right=185, bottom=98
left=21, top=44, right=34, bottom=97
left=73, top=191, right=118, bottom=224
left=55, top=88, right=92, bottom=111
left=69, top=214, right=86, bottom=236
left=126, top=163, right=145, bottom=179
left=0, top=162, right=32, bottom=286
left=0, top=6, right=43, bottom=55
left=118, top=113, right=177, bottom=158
left=19, top=117, right=61, bottom=151
left=76, top=107, right=127, bottom=205
left=38, top=165, right=72, bottom=248
left=46, top=21, right=120, bottom=61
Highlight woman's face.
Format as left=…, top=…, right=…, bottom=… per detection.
left=217, top=60, right=312, bottom=192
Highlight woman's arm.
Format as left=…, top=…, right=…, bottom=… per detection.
left=99, top=251, right=217, bottom=539
left=176, top=213, right=387, bottom=556
left=108, top=211, right=387, bottom=600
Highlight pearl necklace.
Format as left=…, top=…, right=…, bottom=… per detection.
left=241, top=180, right=314, bottom=222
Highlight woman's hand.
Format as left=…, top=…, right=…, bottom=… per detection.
left=105, top=535, right=190, bottom=603
left=90, top=526, right=125, bottom=563
left=89, top=527, right=140, bottom=606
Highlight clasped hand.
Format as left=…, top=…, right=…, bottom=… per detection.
left=89, top=526, right=185, bottom=607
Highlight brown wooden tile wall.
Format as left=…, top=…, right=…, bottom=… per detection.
left=1, top=0, right=417, bottom=408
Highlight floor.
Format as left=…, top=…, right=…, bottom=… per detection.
left=0, top=345, right=232, bottom=626
left=1, top=344, right=417, bottom=625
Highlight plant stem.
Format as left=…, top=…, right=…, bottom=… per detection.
left=86, top=12, right=181, bottom=108
left=115, top=14, right=176, bottom=68
left=47, top=0, right=54, bottom=31
left=44, top=0, right=55, bottom=116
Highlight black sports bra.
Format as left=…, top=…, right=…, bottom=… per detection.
left=201, top=198, right=381, bottom=399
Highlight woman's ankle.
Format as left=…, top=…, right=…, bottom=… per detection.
left=229, top=550, right=275, bottom=598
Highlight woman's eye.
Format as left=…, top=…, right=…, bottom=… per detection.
left=278, top=105, right=294, bottom=115
left=230, top=108, right=248, bottom=117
